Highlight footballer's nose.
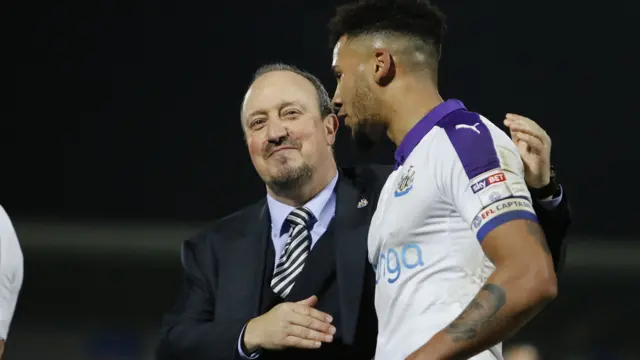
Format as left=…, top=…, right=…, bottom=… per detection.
left=331, top=88, right=342, bottom=110
left=332, top=94, right=345, bottom=119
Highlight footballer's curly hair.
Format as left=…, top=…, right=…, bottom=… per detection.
left=328, top=0, right=447, bottom=75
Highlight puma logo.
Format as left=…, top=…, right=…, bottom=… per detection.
left=455, top=123, right=481, bottom=134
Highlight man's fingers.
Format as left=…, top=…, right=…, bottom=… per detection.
left=516, top=139, right=529, bottom=155
left=289, top=312, right=336, bottom=335
left=506, top=120, right=542, bottom=136
left=514, top=132, right=545, bottom=154
left=504, top=114, right=546, bottom=136
left=283, top=335, right=323, bottom=349
left=506, top=122, right=549, bottom=147
left=296, top=295, right=318, bottom=307
left=505, top=113, right=530, bottom=122
left=508, top=126, right=518, bottom=142
left=505, top=113, right=542, bottom=133
left=292, top=303, right=333, bottom=323
left=286, top=324, right=334, bottom=343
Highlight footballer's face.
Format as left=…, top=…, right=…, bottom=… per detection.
left=242, top=70, right=338, bottom=193
left=331, top=35, right=386, bottom=152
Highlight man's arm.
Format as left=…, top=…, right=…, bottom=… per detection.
left=156, top=238, right=247, bottom=360
left=532, top=187, right=571, bottom=273
left=504, top=113, right=572, bottom=273
left=408, top=219, right=557, bottom=360
left=156, top=236, right=336, bottom=360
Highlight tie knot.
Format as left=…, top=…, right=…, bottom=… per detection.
left=285, top=207, right=315, bottom=228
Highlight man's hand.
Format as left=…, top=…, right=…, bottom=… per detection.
left=503, top=114, right=551, bottom=189
left=243, top=295, right=336, bottom=352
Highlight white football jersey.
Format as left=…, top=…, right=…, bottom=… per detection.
left=0, top=205, right=24, bottom=340
left=369, top=100, right=537, bottom=360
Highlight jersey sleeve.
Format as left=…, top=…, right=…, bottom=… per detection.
left=0, top=205, right=24, bottom=340
left=435, top=114, right=538, bottom=242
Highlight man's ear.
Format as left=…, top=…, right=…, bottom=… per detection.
left=373, top=49, right=396, bottom=87
left=324, top=114, right=339, bottom=146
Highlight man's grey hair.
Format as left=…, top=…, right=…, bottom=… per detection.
left=242, top=63, right=334, bottom=124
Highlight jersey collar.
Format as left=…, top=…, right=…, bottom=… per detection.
left=394, top=99, right=466, bottom=169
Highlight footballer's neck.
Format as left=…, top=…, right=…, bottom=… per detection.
left=386, top=81, right=443, bottom=147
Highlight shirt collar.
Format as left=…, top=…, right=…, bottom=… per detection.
left=394, top=99, right=466, bottom=169
left=266, top=173, right=339, bottom=237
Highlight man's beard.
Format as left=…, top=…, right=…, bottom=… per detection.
left=266, top=162, right=314, bottom=193
left=263, top=137, right=313, bottom=192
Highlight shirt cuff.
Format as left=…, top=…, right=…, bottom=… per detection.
left=535, top=185, right=563, bottom=210
left=237, top=324, right=261, bottom=359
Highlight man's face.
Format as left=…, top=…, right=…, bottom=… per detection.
left=242, top=71, right=337, bottom=191
left=331, top=35, right=386, bottom=151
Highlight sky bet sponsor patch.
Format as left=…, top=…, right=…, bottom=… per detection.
left=469, top=170, right=513, bottom=207
left=471, top=171, right=507, bottom=193
left=471, top=197, right=535, bottom=233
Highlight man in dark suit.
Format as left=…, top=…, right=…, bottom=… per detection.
left=156, top=63, right=571, bottom=360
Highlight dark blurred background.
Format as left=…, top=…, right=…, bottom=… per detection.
left=2, top=0, right=637, bottom=359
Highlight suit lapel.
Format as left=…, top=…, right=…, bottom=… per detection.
left=229, top=202, right=270, bottom=319
left=334, top=173, right=372, bottom=344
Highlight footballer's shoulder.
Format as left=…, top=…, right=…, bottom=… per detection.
left=433, top=110, right=505, bottom=180
left=0, top=205, right=18, bottom=241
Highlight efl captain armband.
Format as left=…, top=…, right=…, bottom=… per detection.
left=471, top=197, right=538, bottom=241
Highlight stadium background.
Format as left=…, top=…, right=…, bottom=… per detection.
left=2, top=0, right=636, bottom=359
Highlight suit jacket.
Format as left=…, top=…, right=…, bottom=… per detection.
left=156, top=164, right=571, bottom=360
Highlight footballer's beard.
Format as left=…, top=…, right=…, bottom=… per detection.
left=350, top=85, right=386, bottom=153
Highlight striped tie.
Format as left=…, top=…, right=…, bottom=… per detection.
left=271, top=207, right=314, bottom=298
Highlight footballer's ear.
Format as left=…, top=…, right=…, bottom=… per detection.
left=373, top=49, right=396, bottom=86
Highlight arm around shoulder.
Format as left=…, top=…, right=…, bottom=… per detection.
left=532, top=184, right=572, bottom=274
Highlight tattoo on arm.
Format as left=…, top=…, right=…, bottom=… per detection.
left=525, top=221, right=550, bottom=255
left=444, top=284, right=506, bottom=342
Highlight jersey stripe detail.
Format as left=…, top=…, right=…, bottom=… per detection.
left=477, top=210, right=538, bottom=242
left=439, top=111, right=501, bottom=180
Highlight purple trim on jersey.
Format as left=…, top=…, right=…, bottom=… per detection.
left=511, top=195, right=533, bottom=202
left=439, top=111, right=501, bottom=180
left=394, top=99, right=466, bottom=169
left=476, top=210, right=538, bottom=243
